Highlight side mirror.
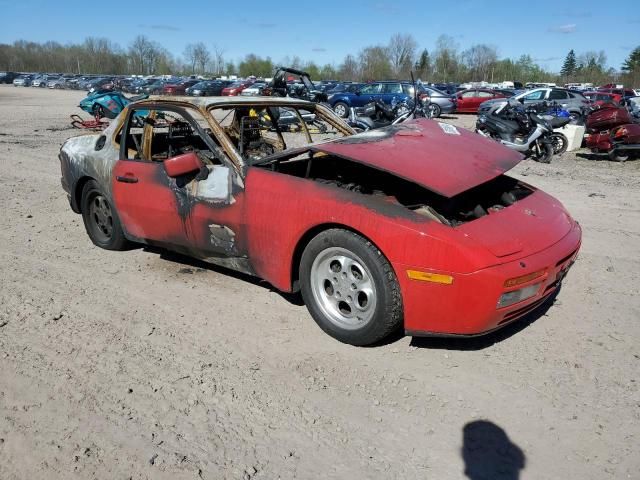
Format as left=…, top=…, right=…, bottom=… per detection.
left=355, top=90, right=361, bottom=96
left=164, top=152, right=203, bottom=178
left=518, top=98, right=525, bottom=104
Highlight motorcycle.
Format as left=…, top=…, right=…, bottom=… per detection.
left=584, top=101, right=640, bottom=162
left=347, top=96, right=415, bottom=131
left=531, top=102, right=573, bottom=155
left=79, top=89, right=148, bottom=119
left=475, top=99, right=556, bottom=163
left=346, top=82, right=438, bottom=132
left=72, top=90, right=148, bottom=130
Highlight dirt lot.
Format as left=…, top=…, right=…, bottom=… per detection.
left=0, top=85, right=639, bottom=480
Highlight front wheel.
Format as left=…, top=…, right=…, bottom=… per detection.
left=333, top=102, right=349, bottom=118
left=81, top=180, right=128, bottom=250
left=92, top=104, right=106, bottom=119
left=531, top=141, right=554, bottom=163
left=300, top=229, right=403, bottom=346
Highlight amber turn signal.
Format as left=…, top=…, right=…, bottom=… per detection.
left=503, top=269, right=546, bottom=288
left=407, top=270, right=454, bottom=285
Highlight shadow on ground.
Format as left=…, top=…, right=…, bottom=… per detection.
left=144, top=246, right=305, bottom=306
left=462, top=420, right=525, bottom=479
left=141, top=245, right=560, bottom=349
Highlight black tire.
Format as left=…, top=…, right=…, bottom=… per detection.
left=333, top=102, right=349, bottom=118
left=299, top=229, right=403, bottom=346
left=532, top=141, right=554, bottom=163
left=551, top=132, right=568, bottom=155
left=569, top=111, right=584, bottom=125
left=428, top=103, right=441, bottom=118
left=92, top=104, right=105, bottom=119
left=608, top=149, right=629, bottom=162
left=81, top=180, right=128, bottom=250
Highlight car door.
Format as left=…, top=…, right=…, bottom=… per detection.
left=474, top=90, right=496, bottom=112
left=381, top=82, right=404, bottom=105
left=548, top=89, right=570, bottom=107
left=112, top=104, right=245, bottom=256
left=519, top=88, right=544, bottom=105
left=355, top=83, right=382, bottom=106
left=457, top=90, right=477, bottom=112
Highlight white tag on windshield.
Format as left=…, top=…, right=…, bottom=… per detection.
left=438, top=123, right=460, bottom=135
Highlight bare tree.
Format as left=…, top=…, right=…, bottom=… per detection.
left=338, top=54, right=359, bottom=80
left=129, top=35, right=159, bottom=75
left=463, top=44, right=498, bottom=81
left=359, top=46, right=392, bottom=81
left=183, top=43, right=197, bottom=73
left=388, top=33, right=417, bottom=78
left=433, top=34, right=460, bottom=82
left=192, top=42, right=210, bottom=74
left=211, top=44, right=225, bottom=76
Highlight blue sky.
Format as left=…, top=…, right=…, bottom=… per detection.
left=1, top=0, right=638, bottom=73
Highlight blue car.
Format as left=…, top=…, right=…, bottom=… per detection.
left=328, top=81, right=415, bottom=118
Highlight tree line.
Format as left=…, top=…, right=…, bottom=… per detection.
left=1, top=34, right=638, bottom=86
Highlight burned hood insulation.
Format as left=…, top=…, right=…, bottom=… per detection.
left=310, top=119, right=523, bottom=198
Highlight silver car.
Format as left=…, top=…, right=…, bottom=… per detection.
left=417, top=86, right=457, bottom=117
left=479, top=87, right=590, bottom=119
left=241, top=82, right=267, bottom=96
left=12, top=75, right=32, bottom=87
left=31, top=75, right=49, bottom=87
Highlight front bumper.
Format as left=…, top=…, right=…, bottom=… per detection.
left=440, top=102, right=456, bottom=114
left=399, top=221, right=582, bottom=336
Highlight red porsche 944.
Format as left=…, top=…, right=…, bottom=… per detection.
left=59, top=96, right=581, bottom=345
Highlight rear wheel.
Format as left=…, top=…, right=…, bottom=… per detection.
left=569, top=111, right=584, bottom=125
left=81, top=180, right=128, bottom=250
left=608, top=149, right=629, bottom=162
left=427, top=103, right=441, bottom=118
left=300, top=229, right=403, bottom=346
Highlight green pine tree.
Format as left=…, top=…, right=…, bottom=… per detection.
left=414, top=49, right=431, bottom=79
left=622, top=46, right=640, bottom=73
left=560, top=49, right=577, bottom=77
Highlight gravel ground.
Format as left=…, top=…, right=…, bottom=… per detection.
left=0, top=85, right=639, bottom=479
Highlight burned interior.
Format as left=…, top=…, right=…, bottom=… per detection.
left=209, top=103, right=349, bottom=162
left=254, top=151, right=533, bottom=226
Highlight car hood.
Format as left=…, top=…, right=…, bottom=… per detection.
left=311, top=119, right=523, bottom=198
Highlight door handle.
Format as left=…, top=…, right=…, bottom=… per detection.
left=116, top=174, right=138, bottom=184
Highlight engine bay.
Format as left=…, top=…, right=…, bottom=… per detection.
left=257, top=153, right=533, bottom=226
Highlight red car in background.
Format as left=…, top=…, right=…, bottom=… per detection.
left=162, top=79, right=200, bottom=96
left=596, top=87, right=636, bottom=103
left=221, top=80, right=255, bottom=96
left=455, top=89, right=511, bottom=113
left=583, top=91, right=618, bottom=107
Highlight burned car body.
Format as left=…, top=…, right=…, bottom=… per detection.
left=264, top=67, right=328, bottom=103
left=59, top=96, right=581, bottom=345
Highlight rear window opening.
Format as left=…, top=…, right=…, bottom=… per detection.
left=257, top=153, right=533, bottom=226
